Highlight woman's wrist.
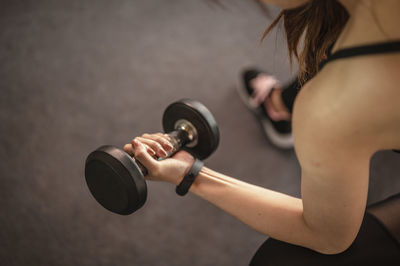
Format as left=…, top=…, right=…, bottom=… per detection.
left=189, top=167, right=220, bottom=197
left=175, top=158, right=204, bottom=196
left=160, top=159, right=194, bottom=186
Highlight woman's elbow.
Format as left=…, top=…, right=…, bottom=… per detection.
left=314, top=232, right=357, bottom=255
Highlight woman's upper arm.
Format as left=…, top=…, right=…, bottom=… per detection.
left=292, top=82, right=374, bottom=253
left=299, top=144, right=370, bottom=253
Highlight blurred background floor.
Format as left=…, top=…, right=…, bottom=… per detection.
left=1, top=0, right=399, bottom=265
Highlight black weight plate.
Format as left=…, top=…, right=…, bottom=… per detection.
left=85, top=145, right=147, bottom=215
left=162, top=99, right=219, bottom=160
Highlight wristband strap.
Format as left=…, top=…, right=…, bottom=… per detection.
left=176, top=158, right=204, bottom=196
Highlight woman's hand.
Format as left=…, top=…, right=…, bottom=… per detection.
left=123, top=133, right=194, bottom=185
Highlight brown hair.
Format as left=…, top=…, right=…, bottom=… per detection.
left=263, top=0, right=349, bottom=84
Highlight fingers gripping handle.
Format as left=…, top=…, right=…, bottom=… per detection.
left=134, top=129, right=191, bottom=176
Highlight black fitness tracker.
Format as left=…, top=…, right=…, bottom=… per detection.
left=176, top=158, right=204, bottom=196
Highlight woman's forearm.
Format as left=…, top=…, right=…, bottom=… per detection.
left=187, top=167, right=320, bottom=251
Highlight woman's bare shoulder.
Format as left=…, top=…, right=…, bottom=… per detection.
left=293, top=55, right=400, bottom=160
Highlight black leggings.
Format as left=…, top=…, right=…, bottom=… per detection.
left=249, top=194, right=400, bottom=265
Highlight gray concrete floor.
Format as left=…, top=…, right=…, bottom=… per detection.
left=1, top=1, right=399, bottom=265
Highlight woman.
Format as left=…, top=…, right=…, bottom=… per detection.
left=123, top=0, right=400, bottom=261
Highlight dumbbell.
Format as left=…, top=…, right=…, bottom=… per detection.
left=84, top=99, right=219, bottom=215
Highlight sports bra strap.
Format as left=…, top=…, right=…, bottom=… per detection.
left=320, top=40, right=400, bottom=70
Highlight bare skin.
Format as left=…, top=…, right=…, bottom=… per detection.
left=124, top=0, right=400, bottom=254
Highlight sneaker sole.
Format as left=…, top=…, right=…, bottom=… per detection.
left=236, top=76, right=294, bottom=149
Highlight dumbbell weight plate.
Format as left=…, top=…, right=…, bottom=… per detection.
left=85, top=145, right=147, bottom=215
left=162, top=99, right=219, bottom=160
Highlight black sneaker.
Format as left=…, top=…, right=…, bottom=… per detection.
left=237, top=68, right=294, bottom=149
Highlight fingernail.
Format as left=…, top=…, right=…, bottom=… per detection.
left=160, top=149, right=167, bottom=157
left=165, top=143, right=173, bottom=151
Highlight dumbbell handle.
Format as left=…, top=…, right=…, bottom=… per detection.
left=135, top=129, right=191, bottom=176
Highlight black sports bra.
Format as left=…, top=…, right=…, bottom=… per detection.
left=319, top=40, right=400, bottom=70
